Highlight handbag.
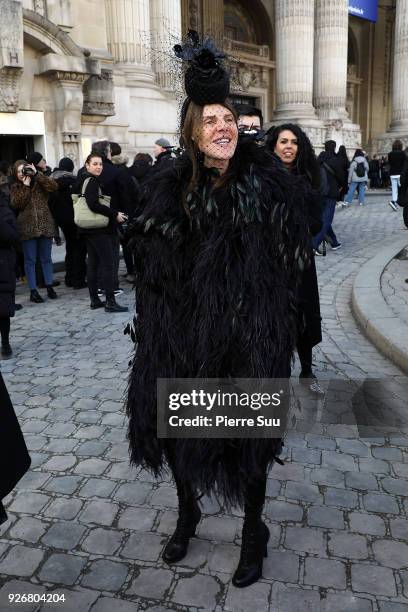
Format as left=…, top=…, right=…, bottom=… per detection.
left=72, top=177, right=111, bottom=229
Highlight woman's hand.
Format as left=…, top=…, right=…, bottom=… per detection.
left=22, top=176, right=31, bottom=187
left=116, top=212, right=128, bottom=224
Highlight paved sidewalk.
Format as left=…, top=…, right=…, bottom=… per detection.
left=0, top=194, right=407, bottom=612
left=382, top=251, right=408, bottom=327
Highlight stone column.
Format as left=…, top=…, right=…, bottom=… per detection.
left=314, top=0, right=349, bottom=120
left=48, top=71, right=88, bottom=166
left=104, top=0, right=154, bottom=82
left=273, top=0, right=317, bottom=121
left=390, top=0, right=408, bottom=131
left=150, top=0, right=182, bottom=90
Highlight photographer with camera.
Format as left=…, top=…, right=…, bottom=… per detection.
left=10, top=161, right=58, bottom=303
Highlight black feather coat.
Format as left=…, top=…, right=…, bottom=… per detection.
left=126, top=141, right=311, bottom=506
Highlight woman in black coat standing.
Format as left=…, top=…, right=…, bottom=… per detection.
left=74, top=153, right=128, bottom=312
left=267, top=124, right=324, bottom=394
left=0, top=190, right=20, bottom=357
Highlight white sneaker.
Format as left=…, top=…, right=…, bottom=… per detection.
left=114, top=288, right=124, bottom=296
left=342, top=201, right=349, bottom=207
left=388, top=200, right=398, bottom=211
left=359, top=202, right=364, bottom=206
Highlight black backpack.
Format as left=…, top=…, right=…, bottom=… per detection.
left=356, top=161, right=366, bottom=178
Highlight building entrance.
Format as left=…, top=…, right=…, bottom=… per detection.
left=0, top=136, right=34, bottom=167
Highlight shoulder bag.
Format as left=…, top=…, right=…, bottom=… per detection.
left=72, top=177, right=111, bottom=229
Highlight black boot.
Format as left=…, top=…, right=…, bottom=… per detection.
left=90, top=297, right=105, bottom=310
left=162, top=482, right=201, bottom=564
left=46, top=286, right=58, bottom=299
left=30, top=289, right=44, bottom=303
left=232, top=473, right=268, bottom=588
left=1, top=344, right=12, bottom=358
left=104, top=295, right=128, bottom=313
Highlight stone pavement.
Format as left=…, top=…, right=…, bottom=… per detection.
left=0, top=193, right=408, bottom=612
left=382, top=251, right=408, bottom=328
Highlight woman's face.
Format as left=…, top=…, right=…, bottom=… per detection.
left=274, top=130, right=298, bottom=166
left=16, top=164, right=25, bottom=183
left=197, top=104, right=238, bottom=162
left=86, top=156, right=103, bottom=176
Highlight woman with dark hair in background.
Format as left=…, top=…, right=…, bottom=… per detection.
left=337, top=145, right=350, bottom=199
left=267, top=124, right=324, bottom=394
left=126, top=32, right=311, bottom=588
left=74, top=153, right=128, bottom=313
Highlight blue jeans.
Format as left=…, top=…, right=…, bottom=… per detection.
left=345, top=181, right=366, bottom=204
left=312, top=197, right=339, bottom=250
left=22, top=237, right=54, bottom=290
left=390, top=176, right=400, bottom=202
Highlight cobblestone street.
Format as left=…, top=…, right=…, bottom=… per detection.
left=0, top=193, right=407, bottom=612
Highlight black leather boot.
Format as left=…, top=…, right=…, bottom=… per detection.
left=46, top=286, right=58, bottom=299
left=90, top=297, right=105, bottom=310
left=232, top=472, right=268, bottom=588
left=232, top=521, right=269, bottom=588
left=104, top=295, right=128, bottom=313
left=30, top=289, right=44, bottom=303
left=162, top=483, right=201, bottom=564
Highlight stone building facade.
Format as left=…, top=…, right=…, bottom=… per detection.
left=0, top=0, right=405, bottom=168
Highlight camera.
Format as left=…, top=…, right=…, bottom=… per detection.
left=22, top=165, right=36, bottom=177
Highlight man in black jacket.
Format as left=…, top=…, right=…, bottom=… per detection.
left=151, top=138, right=175, bottom=175
left=49, top=158, right=87, bottom=289
left=313, top=140, right=345, bottom=254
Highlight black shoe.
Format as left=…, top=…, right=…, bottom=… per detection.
left=162, top=503, right=201, bottom=564
left=299, top=370, right=324, bottom=395
left=65, top=280, right=73, bottom=287
left=46, top=286, right=58, bottom=299
left=73, top=282, right=88, bottom=290
left=90, top=298, right=105, bottom=310
left=232, top=522, right=269, bottom=588
left=14, top=304, right=23, bottom=311
left=30, top=289, right=44, bottom=303
left=104, top=297, right=128, bottom=313
left=1, top=344, right=12, bottom=359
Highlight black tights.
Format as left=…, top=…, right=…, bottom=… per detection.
left=0, top=317, right=10, bottom=346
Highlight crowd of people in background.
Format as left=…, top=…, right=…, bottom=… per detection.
left=1, top=122, right=408, bottom=362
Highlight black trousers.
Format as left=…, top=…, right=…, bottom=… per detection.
left=85, top=233, right=115, bottom=300
left=0, top=317, right=10, bottom=346
left=121, top=240, right=134, bottom=275
left=61, top=225, right=87, bottom=287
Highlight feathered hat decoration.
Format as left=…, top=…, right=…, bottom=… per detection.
left=174, top=30, right=230, bottom=106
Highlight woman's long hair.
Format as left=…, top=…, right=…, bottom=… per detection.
left=12, top=160, right=27, bottom=181
left=266, top=123, right=320, bottom=189
left=180, top=99, right=238, bottom=197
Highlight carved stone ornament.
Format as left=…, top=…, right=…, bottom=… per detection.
left=33, top=0, right=46, bottom=16
left=0, top=66, right=23, bottom=112
left=82, top=69, right=115, bottom=118
left=47, top=71, right=88, bottom=84
left=331, top=119, right=343, bottom=131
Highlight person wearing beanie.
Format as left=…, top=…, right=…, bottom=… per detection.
left=126, top=30, right=311, bottom=589
left=151, top=138, right=175, bottom=175
left=49, top=158, right=87, bottom=289
left=26, top=152, right=52, bottom=176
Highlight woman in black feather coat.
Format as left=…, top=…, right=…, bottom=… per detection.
left=126, top=32, right=311, bottom=588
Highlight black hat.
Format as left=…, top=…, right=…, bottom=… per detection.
left=174, top=30, right=230, bottom=106
left=26, top=152, right=43, bottom=166
left=58, top=157, right=74, bottom=172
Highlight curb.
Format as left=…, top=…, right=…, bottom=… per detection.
left=351, top=234, right=408, bottom=374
